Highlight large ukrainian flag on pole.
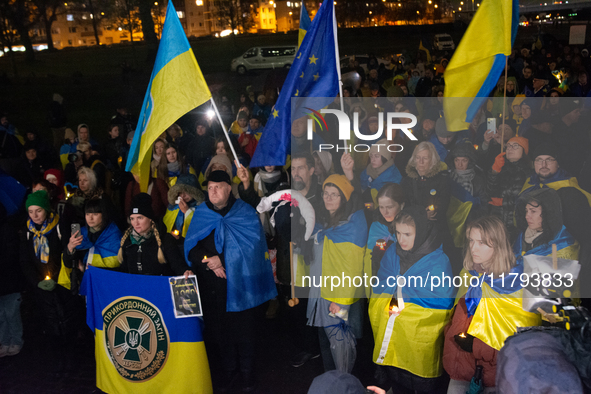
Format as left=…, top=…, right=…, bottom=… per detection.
left=80, top=267, right=213, bottom=394
left=443, top=0, right=519, bottom=132
left=126, top=0, right=211, bottom=191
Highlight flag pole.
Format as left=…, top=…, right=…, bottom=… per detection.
left=209, top=97, right=242, bottom=168
left=332, top=5, right=347, bottom=149
left=501, top=56, right=508, bottom=153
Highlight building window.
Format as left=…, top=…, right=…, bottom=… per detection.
left=263, top=18, right=267, bottom=23
left=69, top=27, right=77, bottom=33
left=199, top=22, right=203, bottom=26
left=67, top=14, right=74, bottom=21
left=68, top=40, right=73, bottom=45
left=84, top=27, right=88, bottom=31
left=191, top=23, right=195, bottom=27
left=51, top=28, right=59, bottom=34
left=177, top=11, right=185, bottom=18
left=196, top=0, right=203, bottom=5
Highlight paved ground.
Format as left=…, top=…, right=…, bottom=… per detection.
left=0, top=291, right=380, bottom=394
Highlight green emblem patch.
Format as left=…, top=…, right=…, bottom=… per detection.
left=103, top=297, right=169, bottom=381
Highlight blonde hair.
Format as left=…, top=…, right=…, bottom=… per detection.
left=463, top=216, right=515, bottom=276
left=77, top=166, right=97, bottom=191
left=77, top=141, right=91, bottom=152
left=118, top=221, right=166, bottom=265
left=407, top=141, right=440, bottom=172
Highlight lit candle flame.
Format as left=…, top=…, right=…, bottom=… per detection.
left=172, top=229, right=179, bottom=236
left=204, top=256, right=207, bottom=260
left=459, top=332, right=466, bottom=338
left=45, top=275, right=51, bottom=280
left=390, top=305, right=399, bottom=312
left=428, top=205, right=435, bottom=211
left=473, top=144, right=479, bottom=150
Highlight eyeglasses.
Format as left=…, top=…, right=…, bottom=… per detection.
left=506, top=143, right=521, bottom=150
left=323, top=192, right=341, bottom=200
left=534, top=158, right=557, bottom=165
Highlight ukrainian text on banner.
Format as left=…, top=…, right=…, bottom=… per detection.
left=80, top=266, right=212, bottom=394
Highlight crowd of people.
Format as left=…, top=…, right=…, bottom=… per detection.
left=1, top=41, right=591, bottom=394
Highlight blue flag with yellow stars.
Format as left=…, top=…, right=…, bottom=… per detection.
left=250, top=0, right=339, bottom=167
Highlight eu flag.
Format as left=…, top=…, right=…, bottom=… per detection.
left=250, top=0, right=339, bottom=167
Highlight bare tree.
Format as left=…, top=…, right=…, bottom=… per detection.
left=213, top=0, right=257, bottom=33
left=33, top=0, right=62, bottom=51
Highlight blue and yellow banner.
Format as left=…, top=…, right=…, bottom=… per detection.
left=80, top=267, right=212, bottom=394
left=126, top=0, right=211, bottom=191
left=443, top=0, right=519, bottom=132
left=298, top=1, right=312, bottom=48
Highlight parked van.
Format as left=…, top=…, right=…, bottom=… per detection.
left=433, top=34, right=455, bottom=51
left=231, top=46, right=297, bottom=75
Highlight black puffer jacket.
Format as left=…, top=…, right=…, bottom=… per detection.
left=486, top=156, right=531, bottom=241
left=119, top=226, right=183, bottom=276
left=401, top=161, right=451, bottom=227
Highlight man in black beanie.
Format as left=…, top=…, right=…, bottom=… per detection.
left=519, top=144, right=591, bottom=307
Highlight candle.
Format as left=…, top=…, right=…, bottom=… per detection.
left=204, top=256, right=207, bottom=260
left=364, top=203, right=373, bottom=209
left=45, top=275, right=51, bottom=280
left=172, top=229, right=180, bottom=236
left=428, top=205, right=435, bottom=211
left=376, top=239, right=387, bottom=251
left=459, top=332, right=466, bottom=338
left=474, top=144, right=479, bottom=150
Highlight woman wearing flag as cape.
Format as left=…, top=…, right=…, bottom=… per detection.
left=60, top=197, right=122, bottom=292
left=513, top=188, right=579, bottom=267
left=306, top=174, right=367, bottom=374
left=183, top=170, right=276, bottom=393
left=443, top=216, right=540, bottom=391
left=369, top=206, right=454, bottom=393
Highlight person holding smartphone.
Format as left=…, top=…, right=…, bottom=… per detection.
left=62, top=198, right=121, bottom=289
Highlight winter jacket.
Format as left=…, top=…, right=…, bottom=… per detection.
left=401, top=161, right=451, bottom=233
left=20, top=215, right=66, bottom=288
left=119, top=230, right=181, bottom=276
left=443, top=298, right=498, bottom=388
left=486, top=156, right=531, bottom=240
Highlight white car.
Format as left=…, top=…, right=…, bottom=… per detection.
left=231, top=46, right=297, bottom=75
left=433, top=34, right=455, bottom=51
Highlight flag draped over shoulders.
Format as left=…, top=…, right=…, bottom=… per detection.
left=443, top=0, right=519, bottom=132
left=183, top=199, right=277, bottom=312
left=126, top=0, right=211, bottom=191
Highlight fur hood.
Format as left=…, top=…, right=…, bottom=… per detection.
left=406, top=161, right=446, bottom=179
left=167, top=181, right=204, bottom=206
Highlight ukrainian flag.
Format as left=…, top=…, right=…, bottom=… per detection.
left=369, top=245, right=454, bottom=378
left=446, top=181, right=480, bottom=248
left=126, top=0, right=211, bottom=191
left=443, top=0, right=519, bottom=132
left=457, top=263, right=541, bottom=351
left=519, top=170, right=591, bottom=206
left=80, top=266, right=212, bottom=394
left=298, top=1, right=312, bottom=48
left=316, top=210, right=368, bottom=304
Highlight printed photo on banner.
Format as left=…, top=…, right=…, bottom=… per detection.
left=169, top=275, right=203, bottom=318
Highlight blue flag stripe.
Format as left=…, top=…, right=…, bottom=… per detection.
left=153, top=2, right=192, bottom=76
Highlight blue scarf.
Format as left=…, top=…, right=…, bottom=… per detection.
left=77, top=222, right=122, bottom=262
